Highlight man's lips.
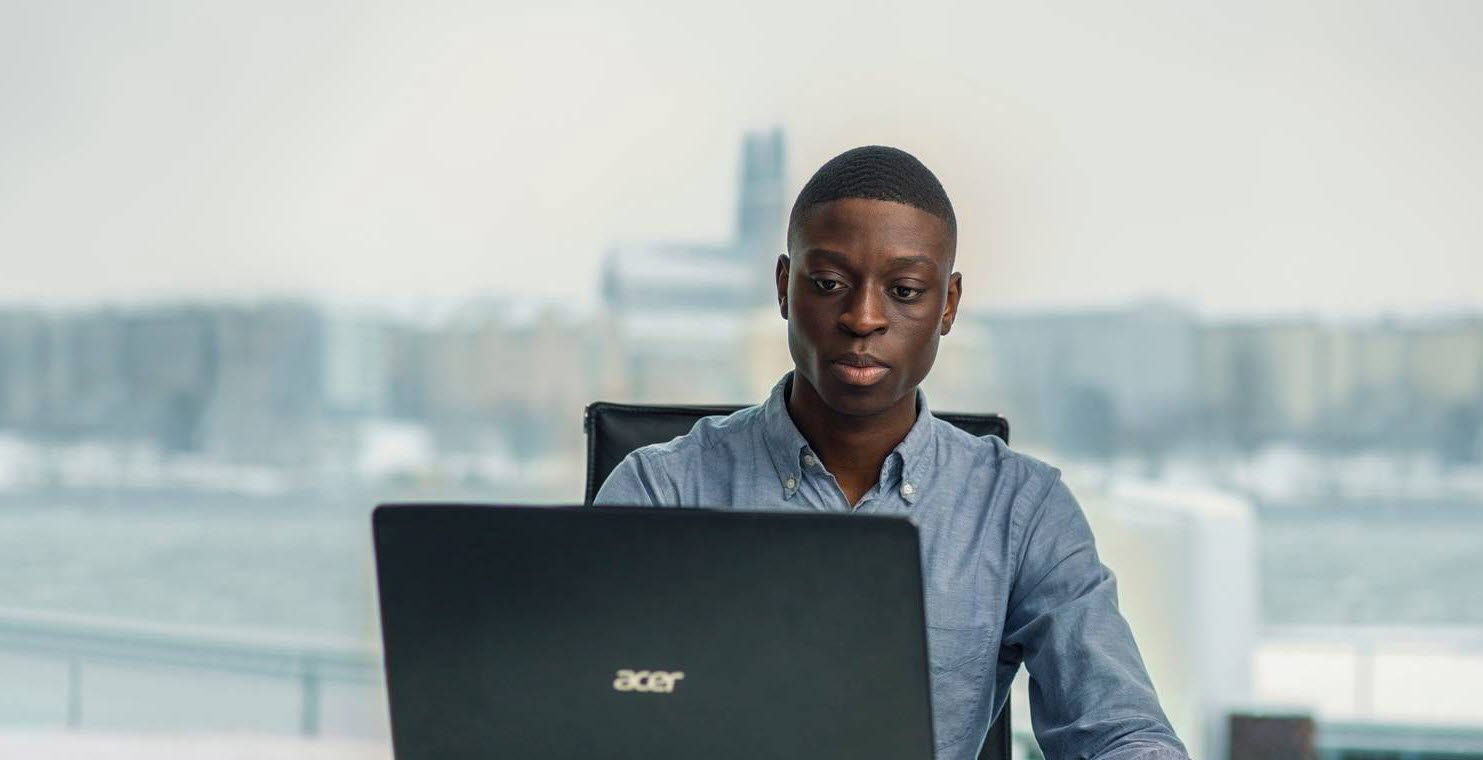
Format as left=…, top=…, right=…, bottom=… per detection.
left=829, top=353, right=890, bottom=386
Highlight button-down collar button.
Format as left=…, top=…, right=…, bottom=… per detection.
left=802, top=454, right=818, bottom=468
left=901, top=482, right=915, bottom=497
left=784, top=476, right=798, bottom=490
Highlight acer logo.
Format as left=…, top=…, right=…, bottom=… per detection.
left=612, top=669, right=685, bottom=693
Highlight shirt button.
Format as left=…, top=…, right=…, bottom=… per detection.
left=901, top=482, right=915, bottom=497
left=784, top=476, right=797, bottom=490
left=802, top=454, right=818, bottom=468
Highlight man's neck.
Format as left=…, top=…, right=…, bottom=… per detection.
left=784, top=372, right=918, bottom=502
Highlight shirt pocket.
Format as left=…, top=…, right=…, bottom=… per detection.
left=926, top=622, right=991, bottom=751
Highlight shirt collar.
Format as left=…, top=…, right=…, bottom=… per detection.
left=761, top=373, right=811, bottom=499
left=760, top=371, right=935, bottom=504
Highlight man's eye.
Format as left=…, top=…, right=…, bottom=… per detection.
left=813, top=279, right=843, bottom=293
left=891, top=286, right=924, bottom=300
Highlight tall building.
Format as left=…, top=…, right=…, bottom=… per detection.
left=600, top=128, right=789, bottom=403
left=735, top=126, right=787, bottom=302
left=197, top=302, right=328, bottom=464
left=322, top=308, right=390, bottom=419
left=0, top=310, right=49, bottom=429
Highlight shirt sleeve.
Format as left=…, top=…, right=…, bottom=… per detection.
left=592, top=449, right=674, bottom=507
left=1002, top=467, right=1190, bottom=760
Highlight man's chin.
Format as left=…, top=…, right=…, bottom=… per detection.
left=815, top=377, right=899, bottom=417
left=791, top=363, right=905, bottom=418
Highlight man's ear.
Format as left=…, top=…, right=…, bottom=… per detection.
left=940, top=271, right=962, bottom=335
left=775, top=254, right=790, bottom=319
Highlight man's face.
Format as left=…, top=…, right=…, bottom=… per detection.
left=777, top=197, right=962, bottom=417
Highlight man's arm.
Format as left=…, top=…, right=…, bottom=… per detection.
left=1002, top=468, right=1189, bottom=760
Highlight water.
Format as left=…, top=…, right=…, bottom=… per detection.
left=1260, top=505, right=1483, bottom=626
left=2, top=490, right=1482, bottom=638
left=0, top=491, right=381, bottom=640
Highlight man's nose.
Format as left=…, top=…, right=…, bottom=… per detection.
left=838, top=286, right=889, bottom=337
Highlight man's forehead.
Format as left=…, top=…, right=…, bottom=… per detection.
left=792, top=198, right=955, bottom=265
left=800, top=247, right=943, bottom=273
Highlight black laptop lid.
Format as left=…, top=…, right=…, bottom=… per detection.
left=373, top=504, right=935, bottom=760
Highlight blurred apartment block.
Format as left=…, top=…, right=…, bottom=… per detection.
left=1, top=300, right=1479, bottom=490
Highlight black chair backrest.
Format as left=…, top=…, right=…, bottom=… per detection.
left=582, top=400, right=1014, bottom=760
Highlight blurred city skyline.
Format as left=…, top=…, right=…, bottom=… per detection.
left=2, top=129, right=1480, bottom=479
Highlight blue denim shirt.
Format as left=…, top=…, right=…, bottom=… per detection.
left=594, top=372, right=1189, bottom=760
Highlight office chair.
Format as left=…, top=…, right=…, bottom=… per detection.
left=583, top=401, right=1013, bottom=760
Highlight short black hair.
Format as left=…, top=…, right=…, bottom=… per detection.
left=787, top=145, right=957, bottom=248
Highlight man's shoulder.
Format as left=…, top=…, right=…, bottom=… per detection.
left=595, top=403, right=766, bottom=507
left=627, top=402, right=765, bottom=464
left=927, top=415, right=1063, bottom=499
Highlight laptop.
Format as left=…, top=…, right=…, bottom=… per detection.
left=372, top=503, right=936, bottom=760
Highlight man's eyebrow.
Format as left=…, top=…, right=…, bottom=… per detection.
left=802, top=248, right=849, bottom=266
left=887, top=255, right=936, bottom=271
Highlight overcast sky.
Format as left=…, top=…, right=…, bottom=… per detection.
left=1, top=0, right=1480, bottom=316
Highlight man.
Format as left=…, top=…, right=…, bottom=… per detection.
left=595, top=146, right=1189, bottom=760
